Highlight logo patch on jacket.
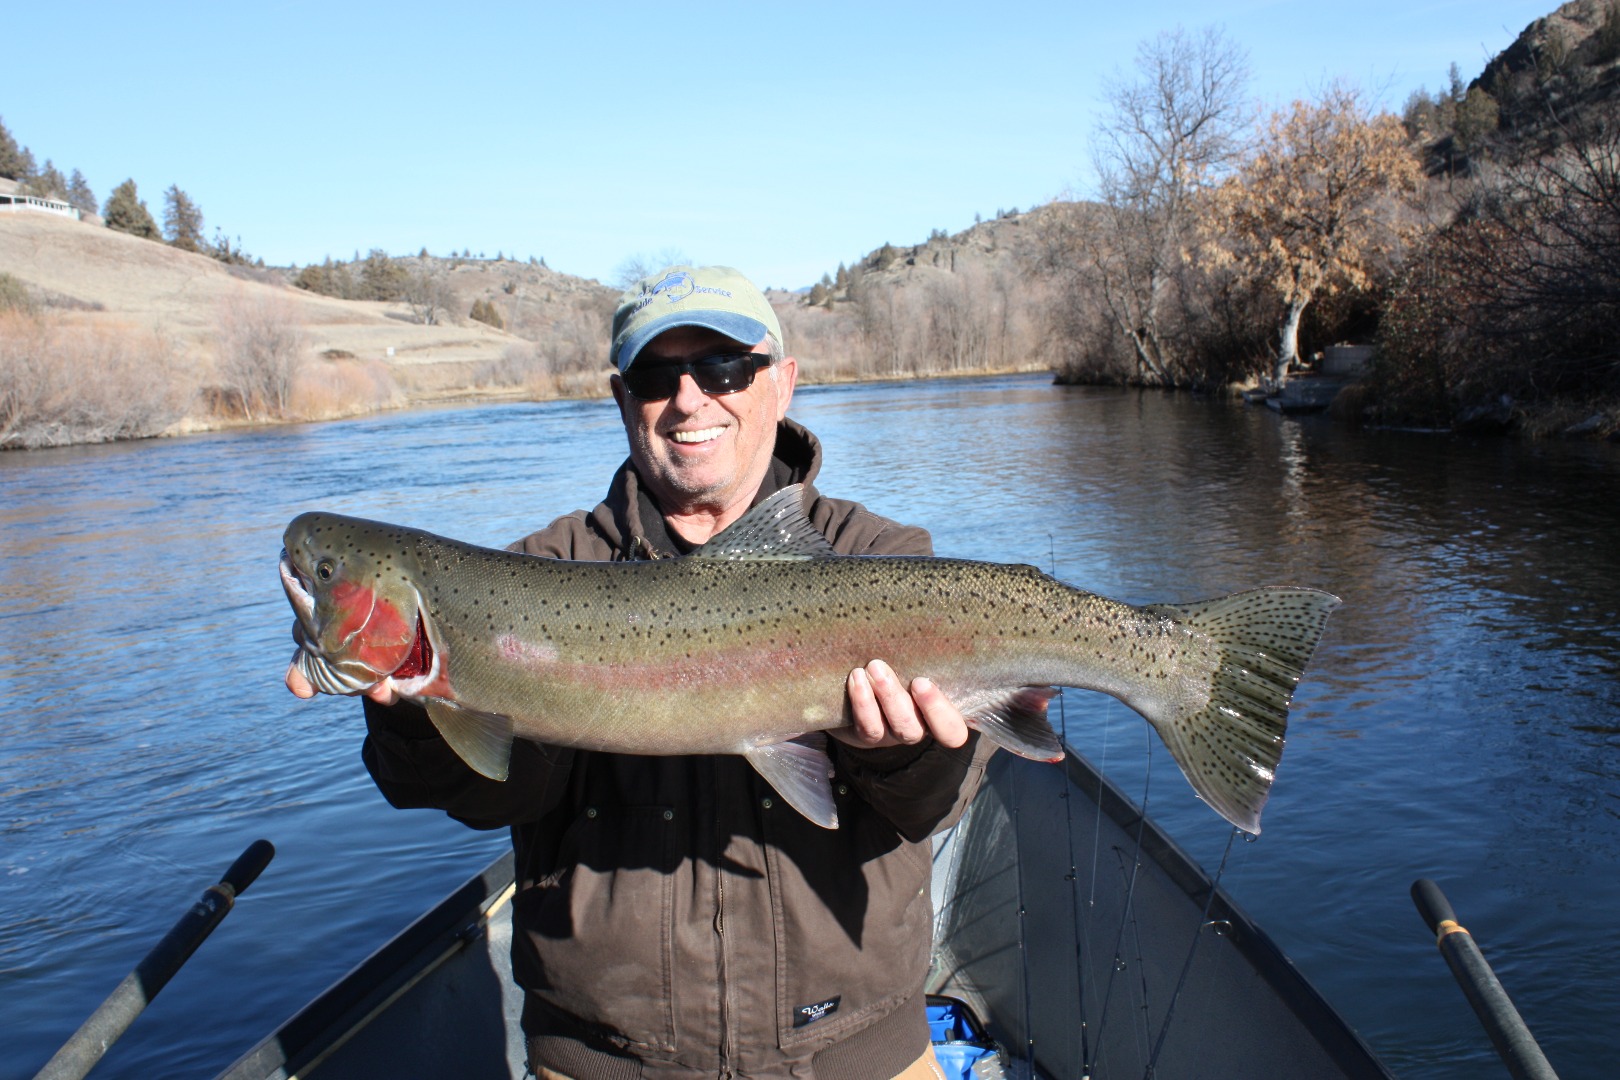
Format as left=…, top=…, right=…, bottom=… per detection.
left=794, top=996, right=841, bottom=1028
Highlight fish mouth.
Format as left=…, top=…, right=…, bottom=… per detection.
left=279, top=549, right=318, bottom=636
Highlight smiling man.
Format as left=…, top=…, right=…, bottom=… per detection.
left=292, top=264, right=992, bottom=1079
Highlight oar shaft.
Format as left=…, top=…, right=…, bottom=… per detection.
left=1411, top=878, right=1559, bottom=1080
left=33, top=840, right=275, bottom=1080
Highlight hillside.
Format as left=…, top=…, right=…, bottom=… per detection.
left=0, top=208, right=619, bottom=404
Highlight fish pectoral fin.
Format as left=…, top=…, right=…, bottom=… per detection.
left=694, top=485, right=837, bottom=561
left=744, top=735, right=839, bottom=829
left=963, top=687, right=1066, bottom=763
left=424, top=700, right=515, bottom=781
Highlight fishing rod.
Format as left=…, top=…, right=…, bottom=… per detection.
left=33, top=839, right=276, bottom=1080
left=1410, top=878, right=1559, bottom=1080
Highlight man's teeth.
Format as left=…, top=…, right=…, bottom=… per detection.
left=671, top=427, right=726, bottom=444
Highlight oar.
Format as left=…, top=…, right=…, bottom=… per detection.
left=32, top=839, right=276, bottom=1080
left=1410, top=878, right=1559, bottom=1080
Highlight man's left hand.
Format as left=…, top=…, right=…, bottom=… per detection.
left=834, top=660, right=970, bottom=750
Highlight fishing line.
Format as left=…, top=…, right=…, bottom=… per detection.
left=1141, top=827, right=1242, bottom=1080
left=1083, top=729, right=1153, bottom=1079
left=1007, top=715, right=1036, bottom=1075
left=1055, top=688, right=1094, bottom=1076
left=1048, top=536, right=1093, bottom=1075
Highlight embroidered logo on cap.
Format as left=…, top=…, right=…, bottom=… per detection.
left=794, top=996, right=841, bottom=1028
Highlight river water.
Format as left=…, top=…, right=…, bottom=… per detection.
left=2, top=374, right=1616, bottom=1079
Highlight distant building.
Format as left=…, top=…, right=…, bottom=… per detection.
left=0, top=192, right=83, bottom=221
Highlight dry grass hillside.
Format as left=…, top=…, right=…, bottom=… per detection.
left=777, top=207, right=1063, bottom=379
left=2, top=211, right=543, bottom=396
left=0, top=205, right=633, bottom=446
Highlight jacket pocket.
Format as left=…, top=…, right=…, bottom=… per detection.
left=518, top=803, right=679, bottom=1053
left=761, top=802, right=933, bottom=1050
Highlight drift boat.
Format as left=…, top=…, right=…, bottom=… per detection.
left=212, top=744, right=1393, bottom=1080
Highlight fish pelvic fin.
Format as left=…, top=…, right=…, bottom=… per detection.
left=744, top=734, right=839, bottom=829
left=1147, top=587, right=1340, bottom=835
left=695, top=485, right=837, bottom=560
left=424, top=700, right=515, bottom=782
left=962, top=686, right=1065, bottom=762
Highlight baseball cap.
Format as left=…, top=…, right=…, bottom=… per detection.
left=610, top=265, right=783, bottom=372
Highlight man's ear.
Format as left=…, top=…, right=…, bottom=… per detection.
left=609, top=372, right=629, bottom=420
left=774, top=356, right=798, bottom=419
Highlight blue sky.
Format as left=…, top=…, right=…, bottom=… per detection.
left=2, top=1, right=1554, bottom=290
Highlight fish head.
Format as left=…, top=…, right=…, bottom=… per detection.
left=280, top=512, right=425, bottom=696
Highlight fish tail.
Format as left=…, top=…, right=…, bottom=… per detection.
left=1145, top=587, right=1340, bottom=834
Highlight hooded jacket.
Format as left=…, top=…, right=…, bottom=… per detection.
left=361, top=419, right=994, bottom=1079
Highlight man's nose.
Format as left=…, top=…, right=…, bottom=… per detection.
left=670, top=371, right=709, bottom=411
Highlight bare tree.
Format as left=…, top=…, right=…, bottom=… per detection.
left=403, top=264, right=456, bottom=326
left=1060, top=25, right=1252, bottom=384
left=214, top=292, right=307, bottom=420
left=610, top=248, right=693, bottom=290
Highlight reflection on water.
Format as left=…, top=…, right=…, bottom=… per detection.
left=2, top=376, right=1616, bottom=1079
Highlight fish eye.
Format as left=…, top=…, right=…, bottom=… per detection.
left=316, top=559, right=335, bottom=581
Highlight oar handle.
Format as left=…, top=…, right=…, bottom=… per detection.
left=1411, top=876, right=1457, bottom=934
left=32, top=840, right=276, bottom=1080
left=1410, top=878, right=1559, bottom=1080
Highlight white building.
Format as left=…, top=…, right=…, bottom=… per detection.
left=0, top=191, right=83, bottom=220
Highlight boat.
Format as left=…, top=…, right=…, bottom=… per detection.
left=214, top=748, right=1394, bottom=1080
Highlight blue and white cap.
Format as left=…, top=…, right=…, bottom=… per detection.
left=610, top=265, right=783, bottom=372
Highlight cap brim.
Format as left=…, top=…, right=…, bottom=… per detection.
left=616, top=311, right=770, bottom=372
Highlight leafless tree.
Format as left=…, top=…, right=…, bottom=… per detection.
left=1062, top=25, right=1253, bottom=384
left=214, top=291, right=307, bottom=420
left=403, top=265, right=456, bottom=326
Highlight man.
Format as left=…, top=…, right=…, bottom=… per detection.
left=286, top=264, right=993, bottom=1079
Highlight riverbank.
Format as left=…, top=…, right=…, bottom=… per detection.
left=4, top=361, right=1056, bottom=450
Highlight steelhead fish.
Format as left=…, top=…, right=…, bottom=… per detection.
left=281, top=486, right=1338, bottom=832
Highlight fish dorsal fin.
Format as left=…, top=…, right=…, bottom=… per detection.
left=424, top=699, right=515, bottom=781
left=695, top=485, right=836, bottom=561
left=744, top=734, right=839, bottom=828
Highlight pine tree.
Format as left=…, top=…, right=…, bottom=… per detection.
left=66, top=169, right=96, bottom=215
left=0, top=116, right=22, bottom=180
left=162, top=185, right=205, bottom=251
left=25, top=158, right=67, bottom=199
left=103, top=179, right=160, bottom=239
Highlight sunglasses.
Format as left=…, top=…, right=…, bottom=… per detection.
left=621, top=352, right=771, bottom=401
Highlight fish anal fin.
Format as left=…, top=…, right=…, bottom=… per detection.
left=961, top=686, right=1066, bottom=763
left=744, top=734, right=839, bottom=829
left=424, top=699, right=515, bottom=781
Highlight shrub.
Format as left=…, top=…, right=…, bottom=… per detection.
left=0, top=272, right=35, bottom=315
left=469, top=298, right=505, bottom=329
left=212, top=292, right=308, bottom=420
left=0, top=312, right=191, bottom=448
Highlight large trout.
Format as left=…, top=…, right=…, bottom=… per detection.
left=281, top=485, right=1337, bottom=832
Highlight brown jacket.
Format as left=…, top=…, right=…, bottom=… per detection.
left=361, top=419, right=994, bottom=1079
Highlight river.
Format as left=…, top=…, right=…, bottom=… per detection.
left=2, top=374, right=1616, bottom=1079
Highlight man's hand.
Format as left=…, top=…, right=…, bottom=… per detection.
left=834, top=660, right=969, bottom=750
left=283, top=622, right=397, bottom=705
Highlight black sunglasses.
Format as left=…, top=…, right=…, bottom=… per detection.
left=621, top=352, right=771, bottom=401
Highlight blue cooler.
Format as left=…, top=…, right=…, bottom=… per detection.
left=925, top=996, right=1005, bottom=1079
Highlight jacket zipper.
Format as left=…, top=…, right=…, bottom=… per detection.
left=713, top=758, right=734, bottom=1077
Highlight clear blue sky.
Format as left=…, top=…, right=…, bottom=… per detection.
left=2, top=1, right=1553, bottom=290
